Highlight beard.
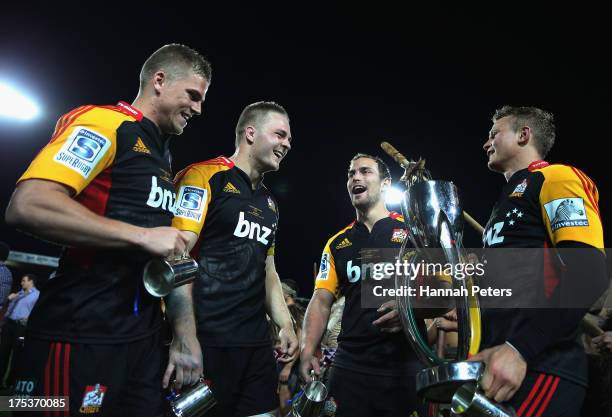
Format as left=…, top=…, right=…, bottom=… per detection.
left=352, top=192, right=381, bottom=210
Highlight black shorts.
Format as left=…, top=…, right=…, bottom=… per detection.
left=327, top=366, right=426, bottom=417
left=507, top=371, right=585, bottom=417
left=201, top=345, right=278, bottom=416
left=14, top=333, right=164, bottom=417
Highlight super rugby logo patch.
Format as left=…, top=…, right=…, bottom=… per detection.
left=317, top=253, right=330, bottom=280
left=544, top=198, right=588, bottom=231
left=54, top=127, right=111, bottom=178
left=175, top=186, right=207, bottom=222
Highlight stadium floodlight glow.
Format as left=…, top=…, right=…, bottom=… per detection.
left=0, top=82, right=41, bottom=120
left=385, top=185, right=405, bottom=207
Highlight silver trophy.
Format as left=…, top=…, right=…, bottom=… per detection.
left=286, top=373, right=328, bottom=417
left=166, top=379, right=216, bottom=417
left=143, top=255, right=199, bottom=297
left=381, top=142, right=514, bottom=417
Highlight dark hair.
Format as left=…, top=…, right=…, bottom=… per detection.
left=235, top=101, right=289, bottom=147
left=493, top=106, right=556, bottom=158
left=350, top=153, right=392, bottom=180
left=0, top=242, right=9, bottom=262
left=139, top=44, right=212, bottom=88
left=23, top=273, right=38, bottom=286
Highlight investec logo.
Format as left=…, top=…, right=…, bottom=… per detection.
left=233, top=211, right=272, bottom=244
left=146, top=176, right=177, bottom=213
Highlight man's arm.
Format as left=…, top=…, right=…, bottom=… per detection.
left=162, top=283, right=202, bottom=390
left=264, top=256, right=298, bottom=362
left=5, top=179, right=189, bottom=257
left=183, top=231, right=199, bottom=252
left=299, top=288, right=334, bottom=381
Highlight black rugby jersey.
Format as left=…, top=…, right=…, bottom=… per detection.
left=173, top=157, right=278, bottom=347
left=17, top=102, right=176, bottom=343
left=314, top=213, right=424, bottom=376
left=481, top=160, right=603, bottom=385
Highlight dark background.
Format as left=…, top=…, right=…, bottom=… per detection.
left=1, top=4, right=609, bottom=295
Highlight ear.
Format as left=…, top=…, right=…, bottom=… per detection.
left=152, top=71, right=167, bottom=95
left=245, top=126, right=256, bottom=145
left=517, top=126, right=531, bottom=146
left=381, top=177, right=392, bottom=192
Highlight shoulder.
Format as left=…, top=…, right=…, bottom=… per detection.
left=60, top=104, right=138, bottom=129
left=174, top=156, right=234, bottom=184
left=389, top=211, right=405, bottom=224
left=325, top=222, right=355, bottom=250
left=50, top=104, right=139, bottom=145
left=533, top=163, right=595, bottom=185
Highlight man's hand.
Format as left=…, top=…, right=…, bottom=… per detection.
left=139, top=227, right=191, bottom=258
left=277, top=327, right=298, bottom=363
left=592, top=331, right=612, bottom=353
left=162, top=335, right=203, bottom=390
left=372, top=300, right=402, bottom=333
left=299, top=349, right=321, bottom=382
left=435, top=309, right=458, bottom=332
left=469, top=343, right=527, bottom=402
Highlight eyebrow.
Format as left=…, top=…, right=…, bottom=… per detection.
left=347, top=166, right=374, bottom=175
left=276, top=129, right=292, bottom=142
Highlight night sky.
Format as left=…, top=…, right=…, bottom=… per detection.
left=1, top=5, right=609, bottom=295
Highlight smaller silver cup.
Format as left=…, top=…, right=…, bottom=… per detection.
left=168, top=379, right=216, bottom=417
left=451, top=382, right=516, bottom=417
left=143, top=255, right=198, bottom=297
left=287, top=378, right=328, bottom=417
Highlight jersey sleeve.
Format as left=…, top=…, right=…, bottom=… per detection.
left=172, top=165, right=214, bottom=236
left=539, top=166, right=603, bottom=248
left=314, top=239, right=339, bottom=298
left=17, top=106, right=118, bottom=195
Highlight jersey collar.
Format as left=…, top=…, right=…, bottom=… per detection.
left=528, top=160, right=549, bottom=171
left=354, top=211, right=398, bottom=231
left=116, top=101, right=144, bottom=121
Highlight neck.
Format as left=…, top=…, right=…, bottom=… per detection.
left=503, top=150, right=543, bottom=182
left=131, top=94, right=161, bottom=131
left=230, top=148, right=264, bottom=189
left=355, top=202, right=389, bottom=231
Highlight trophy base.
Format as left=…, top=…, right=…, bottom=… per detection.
left=416, top=361, right=483, bottom=403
